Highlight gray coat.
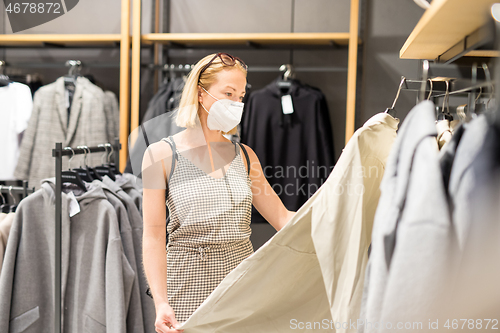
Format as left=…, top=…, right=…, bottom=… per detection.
left=14, top=76, right=113, bottom=190
left=0, top=178, right=134, bottom=333
left=100, top=181, right=145, bottom=333
left=359, top=101, right=456, bottom=332
left=115, top=174, right=143, bottom=213
left=102, top=176, right=156, bottom=333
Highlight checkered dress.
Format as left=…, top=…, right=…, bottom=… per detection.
left=162, top=136, right=254, bottom=323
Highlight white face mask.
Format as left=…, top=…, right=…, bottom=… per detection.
left=200, top=86, right=244, bottom=132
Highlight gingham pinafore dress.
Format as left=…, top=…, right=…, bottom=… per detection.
left=162, top=135, right=254, bottom=323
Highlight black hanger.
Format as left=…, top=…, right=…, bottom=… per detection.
left=72, top=146, right=97, bottom=182
left=0, top=186, right=10, bottom=213
left=81, top=146, right=103, bottom=181
left=437, top=80, right=453, bottom=121
left=104, top=143, right=120, bottom=177
left=62, top=147, right=88, bottom=192
left=93, top=144, right=116, bottom=180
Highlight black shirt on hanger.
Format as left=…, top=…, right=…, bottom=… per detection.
left=240, top=77, right=335, bottom=223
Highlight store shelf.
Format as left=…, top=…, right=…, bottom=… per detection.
left=0, top=34, right=122, bottom=47
left=400, top=0, right=498, bottom=62
left=141, top=32, right=356, bottom=46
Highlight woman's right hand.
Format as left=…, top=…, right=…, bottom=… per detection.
left=155, top=303, right=184, bottom=333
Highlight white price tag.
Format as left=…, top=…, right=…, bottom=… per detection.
left=281, top=95, right=294, bottom=115
left=67, top=191, right=80, bottom=217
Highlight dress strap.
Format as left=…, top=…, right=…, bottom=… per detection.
left=161, top=136, right=178, bottom=187
left=233, top=140, right=251, bottom=176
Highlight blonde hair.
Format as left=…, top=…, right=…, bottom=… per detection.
left=175, top=53, right=248, bottom=135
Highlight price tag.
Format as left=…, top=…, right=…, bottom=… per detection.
left=281, top=95, right=294, bottom=115
left=67, top=191, right=80, bottom=217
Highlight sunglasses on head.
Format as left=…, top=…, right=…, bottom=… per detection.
left=199, top=53, right=248, bottom=79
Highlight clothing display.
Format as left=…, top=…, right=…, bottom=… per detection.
left=0, top=173, right=153, bottom=333
left=124, top=78, right=185, bottom=176
left=13, top=76, right=119, bottom=190
left=358, top=102, right=500, bottom=332
left=240, top=77, right=335, bottom=223
left=2, top=3, right=499, bottom=331
left=0, top=82, right=33, bottom=180
left=178, top=112, right=398, bottom=332
left=359, top=101, right=456, bottom=332
left=163, top=135, right=255, bottom=323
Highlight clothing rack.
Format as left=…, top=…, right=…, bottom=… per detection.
left=51, top=138, right=121, bottom=333
left=0, top=181, right=35, bottom=200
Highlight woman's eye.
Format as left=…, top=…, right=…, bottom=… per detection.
left=225, top=92, right=232, bottom=97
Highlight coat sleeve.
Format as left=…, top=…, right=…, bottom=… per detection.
left=106, top=236, right=133, bottom=333
left=103, top=91, right=120, bottom=143
left=13, top=91, right=41, bottom=181
left=0, top=214, right=21, bottom=330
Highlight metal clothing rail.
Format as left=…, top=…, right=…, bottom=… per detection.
left=51, top=138, right=120, bottom=333
left=0, top=181, right=34, bottom=199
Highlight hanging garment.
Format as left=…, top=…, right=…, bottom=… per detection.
left=101, top=175, right=156, bottom=333
left=104, top=90, right=120, bottom=142
left=0, top=82, right=33, bottom=179
left=447, top=114, right=489, bottom=249
left=240, top=77, right=335, bottom=223
left=0, top=212, right=15, bottom=275
left=162, top=135, right=254, bottom=323
left=0, top=178, right=134, bottom=333
left=100, top=180, right=145, bottom=333
left=115, top=174, right=143, bottom=213
left=177, top=112, right=398, bottom=332
left=124, top=78, right=186, bottom=175
left=359, top=101, right=456, bottom=333
left=142, top=77, right=185, bottom=124
left=439, top=123, right=465, bottom=192
left=418, top=111, right=500, bottom=329
left=14, top=76, right=112, bottom=190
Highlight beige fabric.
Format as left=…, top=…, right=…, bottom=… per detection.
left=178, top=113, right=398, bottom=332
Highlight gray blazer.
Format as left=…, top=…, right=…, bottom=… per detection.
left=0, top=179, right=134, bottom=333
left=359, top=101, right=456, bottom=332
left=14, top=76, right=113, bottom=189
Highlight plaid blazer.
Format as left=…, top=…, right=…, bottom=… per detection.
left=14, top=76, right=114, bottom=189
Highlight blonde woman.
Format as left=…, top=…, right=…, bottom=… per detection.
left=142, top=53, right=296, bottom=333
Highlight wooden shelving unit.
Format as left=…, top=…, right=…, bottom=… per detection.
left=400, top=0, right=498, bottom=63
left=131, top=0, right=362, bottom=147
left=0, top=0, right=131, bottom=170
left=0, top=34, right=121, bottom=46
left=141, top=32, right=353, bottom=46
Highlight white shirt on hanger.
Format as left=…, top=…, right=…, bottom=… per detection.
left=0, top=82, right=33, bottom=180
